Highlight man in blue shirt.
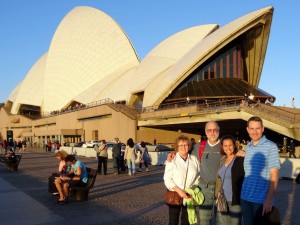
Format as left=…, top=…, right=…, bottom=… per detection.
left=241, top=116, right=280, bottom=225
left=54, top=155, right=88, bottom=204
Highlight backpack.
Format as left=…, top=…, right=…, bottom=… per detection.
left=198, top=140, right=207, bottom=162
left=198, top=140, right=223, bottom=162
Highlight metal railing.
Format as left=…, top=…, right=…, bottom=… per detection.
left=140, top=98, right=300, bottom=129
left=43, top=98, right=114, bottom=118
left=141, top=98, right=244, bottom=113
left=141, top=98, right=244, bottom=115
left=42, top=98, right=139, bottom=120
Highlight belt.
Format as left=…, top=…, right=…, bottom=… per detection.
left=199, top=177, right=216, bottom=188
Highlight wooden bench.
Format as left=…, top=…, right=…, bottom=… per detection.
left=69, top=167, right=97, bottom=201
left=0, top=154, right=22, bottom=171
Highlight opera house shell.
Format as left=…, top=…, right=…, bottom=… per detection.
left=3, top=5, right=291, bottom=145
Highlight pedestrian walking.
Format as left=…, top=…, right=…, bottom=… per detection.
left=289, top=140, right=296, bottom=158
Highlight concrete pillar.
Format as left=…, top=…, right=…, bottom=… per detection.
left=296, top=146, right=300, bottom=158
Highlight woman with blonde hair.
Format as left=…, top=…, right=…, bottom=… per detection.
left=56, top=150, right=69, bottom=174
left=48, top=150, right=70, bottom=195
left=164, top=135, right=203, bottom=225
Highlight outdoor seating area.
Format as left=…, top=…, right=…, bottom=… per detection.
left=48, top=166, right=98, bottom=202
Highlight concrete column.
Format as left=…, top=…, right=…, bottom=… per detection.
left=296, top=146, right=300, bottom=158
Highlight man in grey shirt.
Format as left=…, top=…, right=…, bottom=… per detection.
left=190, top=121, right=222, bottom=225
left=112, top=137, right=122, bottom=175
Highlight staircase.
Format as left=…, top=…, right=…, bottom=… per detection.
left=107, top=103, right=139, bottom=120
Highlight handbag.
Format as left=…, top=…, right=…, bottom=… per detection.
left=215, top=156, right=235, bottom=213
left=216, top=188, right=227, bottom=213
left=165, top=190, right=183, bottom=206
left=164, top=157, right=189, bottom=206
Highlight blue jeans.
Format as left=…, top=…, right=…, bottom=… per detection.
left=127, top=159, right=136, bottom=175
left=240, top=199, right=262, bottom=225
left=216, top=202, right=242, bottom=225
left=198, top=182, right=215, bottom=225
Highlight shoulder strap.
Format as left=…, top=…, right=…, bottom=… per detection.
left=144, top=146, right=149, bottom=155
left=198, top=140, right=207, bottom=162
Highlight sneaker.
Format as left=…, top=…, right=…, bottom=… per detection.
left=138, top=169, right=141, bottom=172
left=146, top=168, right=150, bottom=172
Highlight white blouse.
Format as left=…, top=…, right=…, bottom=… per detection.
left=164, top=153, right=200, bottom=191
left=124, top=146, right=136, bottom=160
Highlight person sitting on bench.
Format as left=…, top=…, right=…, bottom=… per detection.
left=54, top=154, right=88, bottom=204
left=48, top=150, right=70, bottom=196
left=0, top=148, right=16, bottom=163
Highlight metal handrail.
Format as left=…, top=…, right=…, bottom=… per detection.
left=43, top=98, right=114, bottom=118
left=140, top=98, right=300, bottom=128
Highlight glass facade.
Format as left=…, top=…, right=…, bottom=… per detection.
left=177, top=41, right=244, bottom=90
left=164, top=40, right=272, bottom=102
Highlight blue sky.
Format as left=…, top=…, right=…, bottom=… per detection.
left=0, top=0, right=298, bottom=107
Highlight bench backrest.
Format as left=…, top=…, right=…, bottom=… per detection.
left=16, top=154, right=22, bottom=163
left=85, top=167, right=97, bottom=189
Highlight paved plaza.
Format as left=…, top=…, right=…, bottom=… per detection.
left=0, top=149, right=299, bottom=225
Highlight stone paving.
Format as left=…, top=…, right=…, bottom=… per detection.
left=0, top=149, right=299, bottom=225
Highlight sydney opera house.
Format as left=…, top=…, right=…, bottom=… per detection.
left=1, top=5, right=299, bottom=146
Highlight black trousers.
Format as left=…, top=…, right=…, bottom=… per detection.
left=97, top=156, right=108, bottom=174
left=169, top=205, right=189, bottom=225
left=289, top=151, right=296, bottom=158
left=48, top=175, right=58, bottom=193
left=139, top=162, right=148, bottom=169
left=112, top=157, right=121, bottom=173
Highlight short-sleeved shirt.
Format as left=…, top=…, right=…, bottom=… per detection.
left=241, top=136, right=280, bottom=203
left=71, top=160, right=88, bottom=183
left=191, top=141, right=222, bottom=183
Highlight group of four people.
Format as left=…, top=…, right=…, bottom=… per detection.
left=164, top=116, right=280, bottom=225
